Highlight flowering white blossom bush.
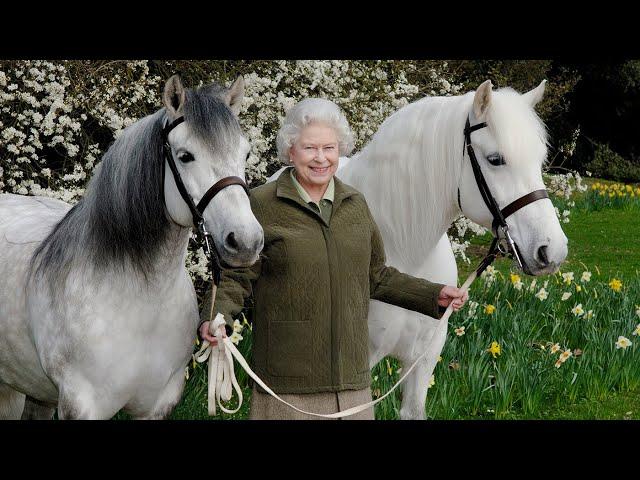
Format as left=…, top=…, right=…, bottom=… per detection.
left=237, top=60, right=439, bottom=183
left=1, top=60, right=579, bottom=275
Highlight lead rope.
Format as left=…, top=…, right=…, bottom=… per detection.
left=194, top=241, right=499, bottom=419
left=193, top=282, right=245, bottom=416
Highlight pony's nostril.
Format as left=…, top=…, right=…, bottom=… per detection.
left=537, top=245, right=549, bottom=265
left=225, top=232, right=239, bottom=251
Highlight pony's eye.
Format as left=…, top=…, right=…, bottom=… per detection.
left=487, top=153, right=506, bottom=166
left=178, top=152, right=195, bottom=163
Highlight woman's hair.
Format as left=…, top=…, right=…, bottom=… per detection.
left=276, top=98, right=355, bottom=164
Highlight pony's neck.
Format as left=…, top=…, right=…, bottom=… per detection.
left=341, top=94, right=471, bottom=266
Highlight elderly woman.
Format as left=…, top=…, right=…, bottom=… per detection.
left=199, top=98, right=468, bottom=420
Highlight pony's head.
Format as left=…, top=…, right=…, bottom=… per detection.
left=458, top=80, right=568, bottom=275
left=161, top=75, right=263, bottom=267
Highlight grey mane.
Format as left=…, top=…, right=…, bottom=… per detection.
left=30, top=82, right=241, bottom=287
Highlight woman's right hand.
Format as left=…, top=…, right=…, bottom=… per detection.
left=199, top=321, right=227, bottom=345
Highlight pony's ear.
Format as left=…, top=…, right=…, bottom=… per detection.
left=522, top=79, right=547, bottom=107
left=225, top=76, right=244, bottom=117
left=163, top=75, right=186, bottom=119
left=473, top=80, right=493, bottom=120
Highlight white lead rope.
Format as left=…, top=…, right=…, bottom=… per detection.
left=195, top=271, right=477, bottom=418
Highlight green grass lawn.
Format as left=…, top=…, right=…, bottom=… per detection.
left=460, top=189, right=640, bottom=280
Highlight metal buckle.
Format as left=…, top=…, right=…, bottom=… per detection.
left=496, top=225, right=524, bottom=270
left=196, top=219, right=213, bottom=257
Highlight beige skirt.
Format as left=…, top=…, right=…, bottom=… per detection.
left=249, top=385, right=375, bottom=420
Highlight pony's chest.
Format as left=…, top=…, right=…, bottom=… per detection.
left=36, top=274, right=198, bottom=381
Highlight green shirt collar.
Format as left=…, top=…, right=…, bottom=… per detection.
left=290, top=168, right=334, bottom=206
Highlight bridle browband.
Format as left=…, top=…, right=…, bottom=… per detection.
left=458, top=116, right=550, bottom=276
left=162, top=115, right=250, bottom=285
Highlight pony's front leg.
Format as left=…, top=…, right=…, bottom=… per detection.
left=57, top=377, right=121, bottom=420
left=397, top=315, right=449, bottom=420
left=398, top=356, right=438, bottom=420
left=133, top=370, right=186, bottom=420
left=0, top=384, right=26, bottom=420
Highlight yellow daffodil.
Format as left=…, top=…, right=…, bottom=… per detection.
left=555, top=359, right=563, bottom=368
left=561, top=292, right=572, bottom=301
left=585, top=310, right=594, bottom=320
left=559, top=349, right=572, bottom=362
left=487, top=341, right=501, bottom=358
left=562, top=272, right=574, bottom=284
left=571, top=303, right=584, bottom=317
left=429, top=375, right=435, bottom=388
left=550, top=343, right=561, bottom=354
left=615, top=336, right=633, bottom=350
left=632, top=324, right=640, bottom=336
left=184, top=366, right=190, bottom=380
left=230, top=332, right=243, bottom=345
left=454, top=326, right=466, bottom=337
left=510, top=273, right=521, bottom=284
left=609, top=278, right=623, bottom=292
left=437, top=355, right=443, bottom=362
left=485, top=304, right=496, bottom=315
left=575, top=284, right=582, bottom=292
left=386, top=358, right=392, bottom=376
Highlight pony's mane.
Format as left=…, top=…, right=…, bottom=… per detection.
left=30, top=82, right=240, bottom=287
left=486, top=87, right=549, bottom=168
left=342, top=86, right=547, bottom=265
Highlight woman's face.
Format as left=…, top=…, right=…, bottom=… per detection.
left=289, top=122, right=339, bottom=189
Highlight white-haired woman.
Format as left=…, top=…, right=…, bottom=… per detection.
left=199, top=98, right=468, bottom=420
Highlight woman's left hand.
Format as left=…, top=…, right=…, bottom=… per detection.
left=437, top=285, right=469, bottom=312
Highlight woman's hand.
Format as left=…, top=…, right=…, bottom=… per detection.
left=437, top=285, right=469, bottom=312
left=199, top=321, right=227, bottom=345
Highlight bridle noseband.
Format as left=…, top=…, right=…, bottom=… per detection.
left=458, top=116, right=550, bottom=275
left=162, top=116, right=250, bottom=285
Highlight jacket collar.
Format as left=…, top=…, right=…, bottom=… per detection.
left=276, top=167, right=359, bottom=223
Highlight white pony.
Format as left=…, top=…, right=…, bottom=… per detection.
left=270, top=80, right=568, bottom=419
left=0, top=75, right=264, bottom=419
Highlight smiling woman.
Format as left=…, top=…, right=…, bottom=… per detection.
left=198, top=98, right=469, bottom=420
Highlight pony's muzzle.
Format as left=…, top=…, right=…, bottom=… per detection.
left=529, top=237, right=567, bottom=275
left=221, top=226, right=264, bottom=266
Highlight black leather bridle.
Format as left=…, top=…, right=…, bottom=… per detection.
left=458, top=116, right=550, bottom=276
left=162, top=116, right=250, bottom=285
